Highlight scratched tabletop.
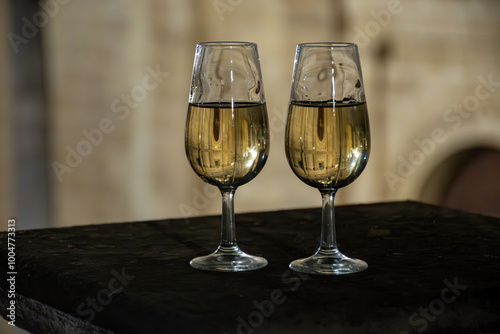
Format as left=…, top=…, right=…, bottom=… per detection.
left=1, top=201, right=499, bottom=334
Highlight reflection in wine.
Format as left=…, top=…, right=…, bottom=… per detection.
left=286, top=101, right=370, bottom=189
left=186, top=101, right=269, bottom=188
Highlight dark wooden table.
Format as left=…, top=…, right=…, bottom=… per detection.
left=1, top=201, right=499, bottom=334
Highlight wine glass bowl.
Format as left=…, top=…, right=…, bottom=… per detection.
left=285, top=42, right=370, bottom=275
left=185, top=42, right=269, bottom=272
left=185, top=102, right=269, bottom=189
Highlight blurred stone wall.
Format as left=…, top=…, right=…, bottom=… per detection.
left=343, top=0, right=500, bottom=203
left=1, top=0, right=500, bottom=230
left=44, top=0, right=345, bottom=227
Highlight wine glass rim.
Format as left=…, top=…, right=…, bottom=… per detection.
left=297, top=42, right=357, bottom=48
left=197, top=41, right=256, bottom=48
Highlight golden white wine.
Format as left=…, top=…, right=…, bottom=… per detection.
left=285, top=101, right=370, bottom=189
left=185, top=102, right=269, bottom=188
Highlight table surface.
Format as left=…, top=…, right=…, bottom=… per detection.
left=1, top=201, right=499, bottom=334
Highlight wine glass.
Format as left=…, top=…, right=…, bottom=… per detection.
left=285, top=42, right=370, bottom=275
left=185, top=42, right=269, bottom=271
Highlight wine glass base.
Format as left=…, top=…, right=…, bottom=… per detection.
left=190, top=247, right=267, bottom=272
left=289, top=251, right=367, bottom=275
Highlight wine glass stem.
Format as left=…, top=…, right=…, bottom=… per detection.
left=219, top=187, right=238, bottom=252
left=319, top=189, right=339, bottom=255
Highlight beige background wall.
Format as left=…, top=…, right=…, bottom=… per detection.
left=0, top=0, right=498, bottom=226
left=46, top=0, right=347, bottom=227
